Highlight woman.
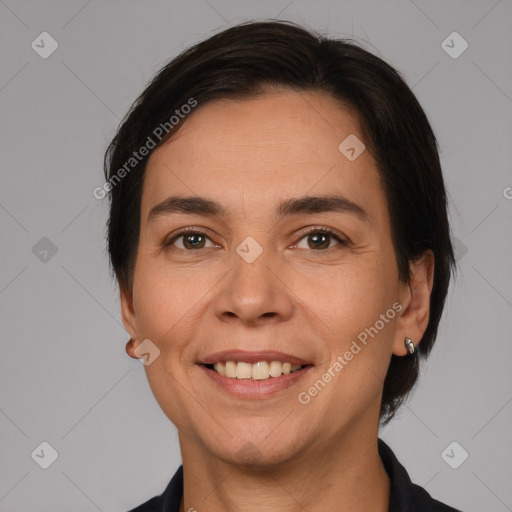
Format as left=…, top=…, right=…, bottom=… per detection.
left=103, top=20, right=460, bottom=512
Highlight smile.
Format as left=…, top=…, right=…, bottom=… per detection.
left=198, top=350, right=314, bottom=398
left=207, top=360, right=304, bottom=380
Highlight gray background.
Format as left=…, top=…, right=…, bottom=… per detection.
left=0, top=0, right=511, bottom=510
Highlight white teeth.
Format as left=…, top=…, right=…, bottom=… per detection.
left=269, top=360, right=282, bottom=378
left=212, top=360, right=304, bottom=380
left=236, top=362, right=252, bottom=379
left=225, top=361, right=237, bottom=378
left=216, top=362, right=226, bottom=376
left=252, top=361, right=270, bottom=380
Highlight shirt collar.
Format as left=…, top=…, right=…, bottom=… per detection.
left=378, top=437, right=416, bottom=510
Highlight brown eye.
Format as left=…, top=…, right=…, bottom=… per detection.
left=294, top=228, right=347, bottom=251
left=165, top=230, right=216, bottom=250
left=307, top=232, right=331, bottom=250
left=181, top=233, right=207, bottom=249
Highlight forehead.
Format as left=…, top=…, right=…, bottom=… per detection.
left=142, top=90, right=383, bottom=220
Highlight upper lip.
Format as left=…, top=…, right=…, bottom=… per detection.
left=199, top=350, right=312, bottom=366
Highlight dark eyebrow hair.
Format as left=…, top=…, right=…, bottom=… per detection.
left=147, top=194, right=369, bottom=224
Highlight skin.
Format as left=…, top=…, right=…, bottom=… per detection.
left=121, top=90, right=434, bottom=512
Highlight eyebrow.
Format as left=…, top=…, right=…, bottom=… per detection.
left=147, top=194, right=369, bottom=224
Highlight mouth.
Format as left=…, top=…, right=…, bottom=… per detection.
left=202, top=360, right=308, bottom=381
left=199, top=350, right=313, bottom=379
left=197, top=350, right=314, bottom=398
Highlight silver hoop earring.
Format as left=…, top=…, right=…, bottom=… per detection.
left=404, top=337, right=415, bottom=355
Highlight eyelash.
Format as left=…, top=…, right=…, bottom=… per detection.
left=163, top=226, right=348, bottom=252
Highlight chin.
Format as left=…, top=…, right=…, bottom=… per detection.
left=204, top=430, right=309, bottom=469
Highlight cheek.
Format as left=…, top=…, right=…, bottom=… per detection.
left=304, top=267, right=397, bottom=426
left=299, top=255, right=398, bottom=396
left=131, top=260, right=197, bottom=348
left=298, top=258, right=397, bottom=338
left=131, top=252, right=228, bottom=362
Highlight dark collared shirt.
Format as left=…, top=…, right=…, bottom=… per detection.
left=128, top=438, right=462, bottom=511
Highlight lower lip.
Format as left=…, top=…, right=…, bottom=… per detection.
left=198, top=364, right=313, bottom=399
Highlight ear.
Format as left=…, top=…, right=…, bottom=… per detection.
left=392, top=250, right=435, bottom=356
left=120, top=284, right=141, bottom=360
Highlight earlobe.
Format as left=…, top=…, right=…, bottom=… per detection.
left=125, top=338, right=140, bottom=359
left=392, top=250, right=435, bottom=356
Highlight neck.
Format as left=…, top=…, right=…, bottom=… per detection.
left=178, top=427, right=390, bottom=512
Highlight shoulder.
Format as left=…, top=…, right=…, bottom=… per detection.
left=127, top=495, right=161, bottom=512
left=378, top=438, right=463, bottom=512
left=126, top=465, right=183, bottom=512
left=409, top=481, right=462, bottom=511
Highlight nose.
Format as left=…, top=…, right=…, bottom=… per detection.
left=213, top=243, right=294, bottom=327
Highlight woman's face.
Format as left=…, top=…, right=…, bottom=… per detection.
left=122, top=90, right=426, bottom=465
